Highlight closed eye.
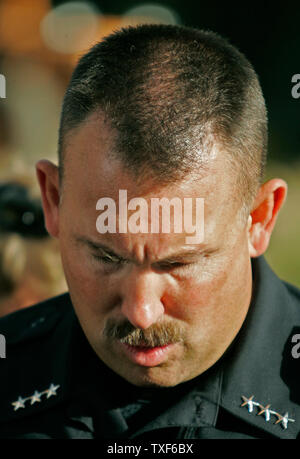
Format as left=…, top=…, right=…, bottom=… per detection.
left=154, top=261, right=190, bottom=272
left=92, top=253, right=125, bottom=264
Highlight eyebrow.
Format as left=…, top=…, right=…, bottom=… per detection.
left=76, top=236, right=126, bottom=260
left=75, top=235, right=213, bottom=264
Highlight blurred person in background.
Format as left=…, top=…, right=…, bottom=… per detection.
left=0, top=180, right=66, bottom=317
left=0, top=89, right=67, bottom=317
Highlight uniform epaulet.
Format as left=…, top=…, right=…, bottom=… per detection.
left=0, top=293, right=74, bottom=426
left=0, top=293, right=72, bottom=346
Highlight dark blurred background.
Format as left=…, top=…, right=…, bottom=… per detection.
left=0, top=0, right=299, bottom=315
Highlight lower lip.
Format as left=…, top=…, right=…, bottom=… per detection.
left=119, top=342, right=175, bottom=367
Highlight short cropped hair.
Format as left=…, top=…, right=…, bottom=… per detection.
left=58, top=24, right=267, bottom=216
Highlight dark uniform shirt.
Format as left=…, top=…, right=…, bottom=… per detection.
left=0, top=255, right=300, bottom=439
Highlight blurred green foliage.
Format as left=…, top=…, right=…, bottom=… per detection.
left=264, top=161, right=300, bottom=287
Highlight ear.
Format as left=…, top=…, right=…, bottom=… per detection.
left=248, top=178, right=288, bottom=257
left=35, top=160, right=60, bottom=238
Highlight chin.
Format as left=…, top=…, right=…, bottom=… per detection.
left=97, top=344, right=187, bottom=387
left=119, top=365, right=185, bottom=388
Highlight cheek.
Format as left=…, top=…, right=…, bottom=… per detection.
left=60, top=239, right=121, bottom=319
left=60, top=240, right=101, bottom=303
left=165, top=254, right=245, bottom=323
left=183, top=270, right=229, bottom=316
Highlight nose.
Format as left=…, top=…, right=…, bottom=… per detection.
left=120, top=268, right=165, bottom=330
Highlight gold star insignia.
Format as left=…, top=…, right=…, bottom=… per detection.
left=240, top=395, right=295, bottom=430
left=258, top=404, right=271, bottom=421
left=30, top=391, right=42, bottom=405
left=12, top=396, right=26, bottom=411
left=241, top=395, right=255, bottom=412
left=275, top=412, right=295, bottom=430
left=45, top=383, right=60, bottom=399
left=11, top=383, right=61, bottom=412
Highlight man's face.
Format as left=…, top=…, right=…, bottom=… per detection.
left=57, top=112, right=253, bottom=387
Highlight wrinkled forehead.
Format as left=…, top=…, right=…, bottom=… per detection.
left=61, top=111, right=241, bottom=229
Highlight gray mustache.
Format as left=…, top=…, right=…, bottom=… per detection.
left=104, top=319, right=185, bottom=347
